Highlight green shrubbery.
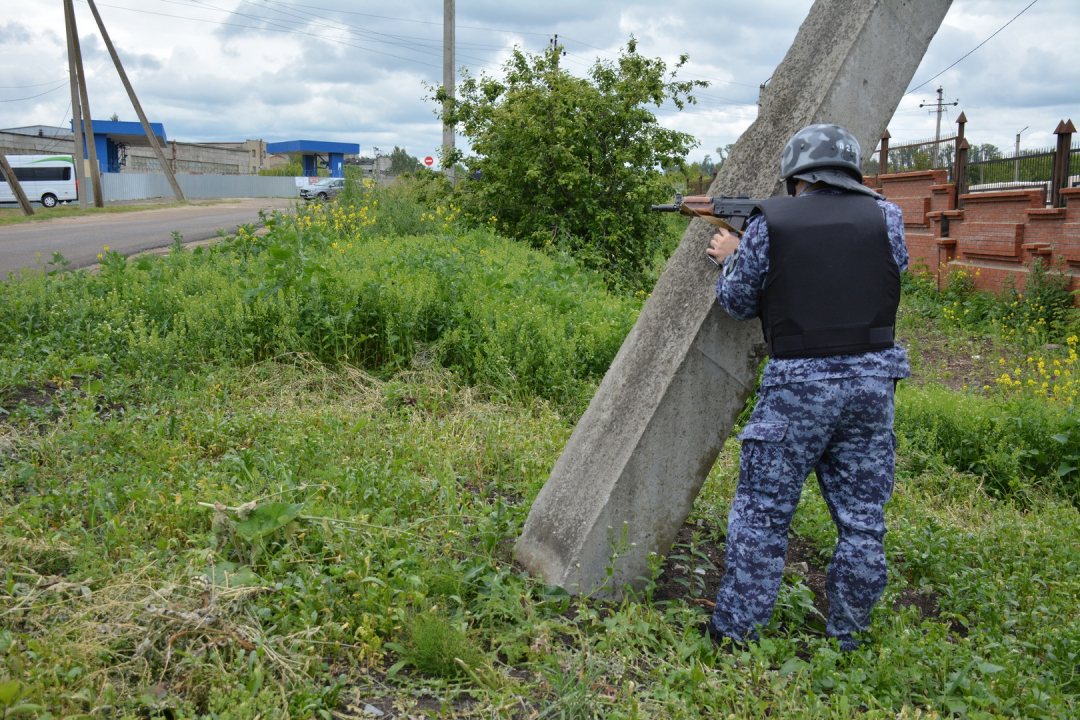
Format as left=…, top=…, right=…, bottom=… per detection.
left=896, top=383, right=1079, bottom=503
left=0, top=192, right=638, bottom=414
left=432, top=41, right=702, bottom=291
left=905, top=260, right=1079, bottom=346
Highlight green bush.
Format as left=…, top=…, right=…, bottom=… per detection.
left=0, top=209, right=638, bottom=414
left=902, top=260, right=1079, bottom=347
left=399, top=612, right=487, bottom=680
left=432, top=40, right=704, bottom=291
left=896, top=383, right=1079, bottom=503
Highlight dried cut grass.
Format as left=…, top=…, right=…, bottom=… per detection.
left=239, top=353, right=384, bottom=412
left=0, top=536, right=78, bottom=575
left=1, top=562, right=306, bottom=701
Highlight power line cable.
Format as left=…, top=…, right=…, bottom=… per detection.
left=254, top=0, right=551, bottom=36
left=139, top=0, right=502, bottom=72
left=41, top=101, right=74, bottom=153
left=79, top=0, right=444, bottom=70
left=0, top=78, right=69, bottom=89
left=905, top=0, right=1039, bottom=95
left=257, top=0, right=512, bottom=50
left=555, top=35, right=762, bottom=90
left=0, top=80, right=69, bottom=103
left=239, top=0, right=501, bottom=69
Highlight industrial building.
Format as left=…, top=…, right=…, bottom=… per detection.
left=0, top=123, right=358, bottom=177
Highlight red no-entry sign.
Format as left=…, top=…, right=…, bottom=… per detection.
left=424, top=156, right=434, bottom=166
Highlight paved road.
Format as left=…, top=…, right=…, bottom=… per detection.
left=0, top=198, right=296, bottom=279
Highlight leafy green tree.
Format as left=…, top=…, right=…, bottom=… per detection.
left=971, top=143, right=1001, bottom=162
left=431, top=39, right=705, bottom=289
left=388, top=146, right=423, bottom=175
left=715, top=143, right=734, bottom=169
left=700, top=154, right=714, bottom=176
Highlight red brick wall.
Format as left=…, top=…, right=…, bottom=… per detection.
left=882, top=172, right=1080, bottom=301
left=881, top=171, right=952, bottom=279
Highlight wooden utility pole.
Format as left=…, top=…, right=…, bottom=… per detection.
left=442, top=0, right=455, bottom=184
left=0, top=153, right=35, bottom=216
left=64, top=1, right=88, bottom=210
left=85, top=0, right=185, bottom=202
left=65, top=0, right=104, bottom=207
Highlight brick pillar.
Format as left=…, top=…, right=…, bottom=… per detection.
left=954, top=111, right=967, bottom=206
left=1052, top=119, right=1075, bottom=208
left=956, top=138, right=969, bottom=210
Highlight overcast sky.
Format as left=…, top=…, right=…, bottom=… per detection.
left=1, top=0, right=1077, bottom=169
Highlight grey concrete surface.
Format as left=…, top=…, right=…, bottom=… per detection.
left=0, top=197, right=295, bottom=279
left=515, top=0, right=953, bottom=597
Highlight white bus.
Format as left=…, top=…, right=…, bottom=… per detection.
left=0, top=154, right=79, bottom=208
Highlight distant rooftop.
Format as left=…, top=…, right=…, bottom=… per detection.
left=1, top=125, right=73, bottom=137
left=266, top=140, right=360, bottom=155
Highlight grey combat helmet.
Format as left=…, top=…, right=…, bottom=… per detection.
left=780, top=123, right=862, bottom=180
left=780, top=123, right=882, bottom=198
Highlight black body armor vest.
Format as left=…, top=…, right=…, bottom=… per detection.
left=757, top=193, right=900, bottom=359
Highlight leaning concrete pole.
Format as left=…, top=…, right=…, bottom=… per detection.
left=66, top=0, right=105, bottom=208
left=516, top=0, right=953, bottom=598
left=0, top=154, right=34, bottom=216
left=85, top=0, right=186, bottom=202
left=64, top=0, right=88, bottom=211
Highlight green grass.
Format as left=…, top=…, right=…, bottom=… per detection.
left=1, top=182, right=1079, bottom=717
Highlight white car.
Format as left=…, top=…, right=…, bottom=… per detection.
left=300, top=178, right=345, bottom=202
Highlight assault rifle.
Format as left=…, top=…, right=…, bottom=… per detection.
left=651, top=192, right=765, bottom=265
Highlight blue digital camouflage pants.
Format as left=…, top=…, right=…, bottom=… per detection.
left=711, top=376, right=896, bottom=648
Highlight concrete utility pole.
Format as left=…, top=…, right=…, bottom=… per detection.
left=515, top=0, right=954, bottom=599
left=1014, top=125, right=1029, bottom=183
left=919, top=86, right=957, bottom=167
left=64, top=1, right=88, bottom=211
left=550, top=34, right=565, bottom=69
left=443, top=0, right=455, bottom=184
left=0, top=153, right=35, bottom=216
left=65, top=0, right=105, bottom=208
left=85, top=0, right=185, bottom=202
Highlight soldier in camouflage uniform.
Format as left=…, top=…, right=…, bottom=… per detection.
left=704, top=124, right=910, bottom=652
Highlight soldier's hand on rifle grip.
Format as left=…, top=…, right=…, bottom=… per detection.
left=707, top=229, right=740, bottom=266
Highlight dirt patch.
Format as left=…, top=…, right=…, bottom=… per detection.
left=651, top=524, right=945, bottom=632
left=892, top=587, right=939, bottom=620
left=341, top=669, right=479, bottom=719
left=784, top=533, right=830, bottom=620
left=1, top=381, right=125, bottom=425
left=1, top=382, right=65, bottom=429
left=897, top=313, right=1027, bottom=393
left=1, top=382, right=61, bottom=412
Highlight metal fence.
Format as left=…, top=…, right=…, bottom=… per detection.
left=85, top=173, right=300, bottom=203
left=963, top=143, right=1079, bottom=203
left=967, top=146, right=1054, bottom=185
left=885, top=133, right=956, bottom=174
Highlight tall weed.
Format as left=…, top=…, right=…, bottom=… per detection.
left=0, top=202, right=638, bottom=414
left=896, top=382, right=1079, bottom=502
